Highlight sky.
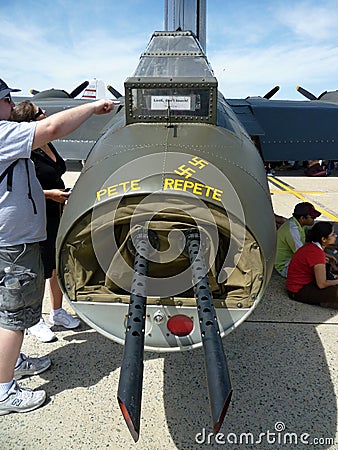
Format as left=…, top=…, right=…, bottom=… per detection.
left=1, top=0, right=338, bottom=101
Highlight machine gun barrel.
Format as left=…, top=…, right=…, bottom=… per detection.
left=117, top=229, right=151, bottom=442
left=185, top=230, right=233, bottom=433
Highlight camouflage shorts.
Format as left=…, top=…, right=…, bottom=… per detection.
left=0, top=243, right=44, bottom=330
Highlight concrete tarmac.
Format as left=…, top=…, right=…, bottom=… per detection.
left=1, top=169, right=338, bottom=450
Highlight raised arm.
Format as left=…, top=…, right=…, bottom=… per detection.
left=32, top=99, right=114, bottom=150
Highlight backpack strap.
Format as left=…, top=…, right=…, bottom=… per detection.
left=0, top=159, right=37, bottom=214
left=0, top=160, right=19, bottom=191
left=24, top=159, right=37, bottom=214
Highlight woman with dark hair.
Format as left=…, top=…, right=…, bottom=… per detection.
left=10, top=101, right=80, bottom=341
left=286, top=221, right=338, bottom=308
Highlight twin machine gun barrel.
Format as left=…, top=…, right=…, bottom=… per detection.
left=117, top=229, right=232, bottom=442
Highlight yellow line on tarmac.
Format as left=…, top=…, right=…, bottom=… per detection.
left=268, top=176, right=338, bottom=222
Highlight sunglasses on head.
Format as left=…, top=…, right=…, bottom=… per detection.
left=34, top=107, right=44, bottom=119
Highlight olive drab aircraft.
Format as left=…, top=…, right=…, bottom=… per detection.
left=14, top=0, right=338, bottom=443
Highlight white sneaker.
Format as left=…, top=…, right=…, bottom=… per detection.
left=0, top=380, right=46, bottom=415
left=49, top=308, right=80, bottom=329
left=14, top=353, right=52, bottom=380
left=28, top=318, right=56, bottom=343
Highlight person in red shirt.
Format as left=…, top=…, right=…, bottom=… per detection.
left=286, top=222, right=338, bottom=308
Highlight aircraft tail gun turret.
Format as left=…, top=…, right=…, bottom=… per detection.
left=56, top=28, right=273, bottom=442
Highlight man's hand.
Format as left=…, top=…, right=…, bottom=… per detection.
left=92, top=99, right=118, bottom=115
left=33, top=98, right=119, bottom=149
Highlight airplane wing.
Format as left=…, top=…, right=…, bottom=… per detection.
left=12, top=80, right=123, bottom=161
left=38, top=98, right=121, bottom=160
left=13, top=96, right=123, bottom=160
left=14, top=84, right=338, bottom=162
left=227, top=97, right=338, bottom=161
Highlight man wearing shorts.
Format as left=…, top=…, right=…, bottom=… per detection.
left=0, top=78, right=115, bottom=415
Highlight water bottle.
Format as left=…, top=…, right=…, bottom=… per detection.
left=3, top=267, right=20, bottom=289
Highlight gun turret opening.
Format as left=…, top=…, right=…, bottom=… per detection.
left=59, top=193, right=264, bottom=314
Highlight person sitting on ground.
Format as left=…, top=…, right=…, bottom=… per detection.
left=304, top=160, right=327, bottom=177
left=11, top=101, right=80, bottom=343
left=274, top=202, right=321, bottom=277
left=286, top=222, right=338, bottom=309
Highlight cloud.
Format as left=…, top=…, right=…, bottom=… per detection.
left=205, top=1, right=338, bottom=99
left=2, top=0, right=338, bottom=102
left=210, top=42, right=338, bottom=99
left=275, top=1, right=338, bottom=41
left=0, top=0, right=162, bottom=96
left=0, top=19, right=151, bottom=96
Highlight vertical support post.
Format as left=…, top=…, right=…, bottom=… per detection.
left=165, top=0, right=206, bottom=52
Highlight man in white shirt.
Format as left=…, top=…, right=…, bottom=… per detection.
left=0, top=78, right=115, bottom=415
